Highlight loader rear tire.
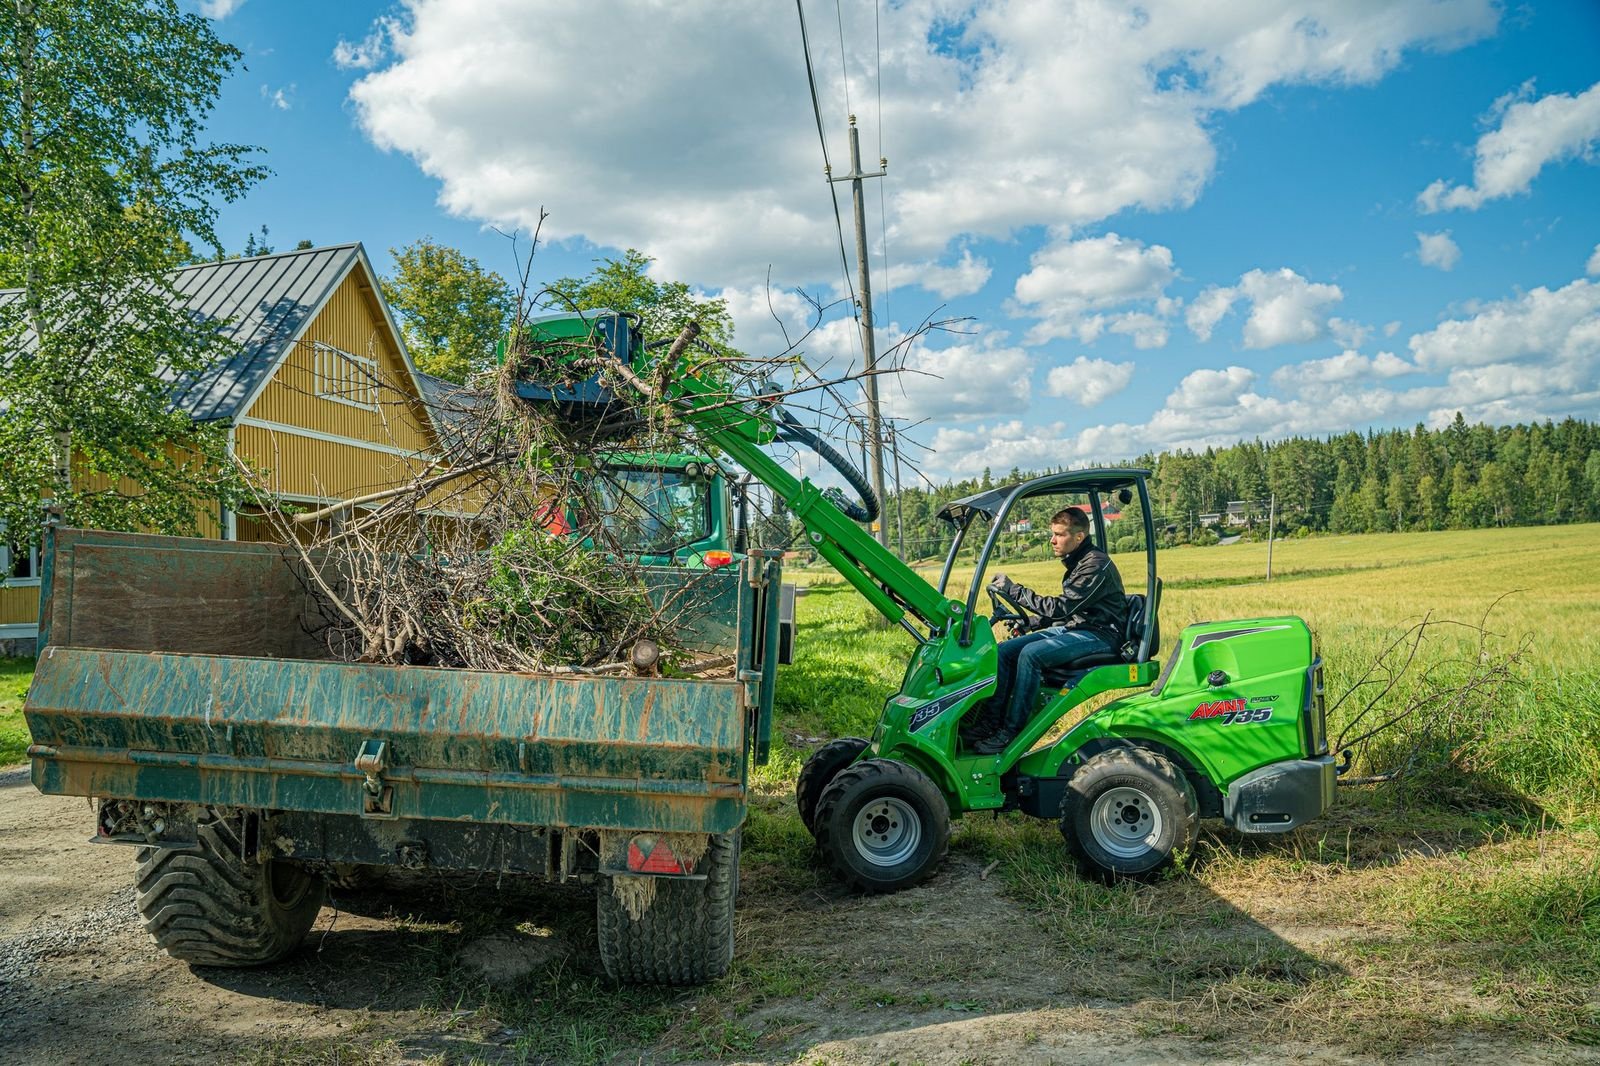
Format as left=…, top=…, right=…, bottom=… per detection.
left=136, top=814, right=324, bottom=967
left=1060, top=747, right=1198, bottom=883
left=596, top=830, right=740, bottom=985
left=796, top=736, right=869, bottom=835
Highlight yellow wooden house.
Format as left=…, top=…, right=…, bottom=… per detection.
left=1, top=242, right=459, bottom=654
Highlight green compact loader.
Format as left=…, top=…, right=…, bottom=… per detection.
left=795, top=470, right=1335, bottom=887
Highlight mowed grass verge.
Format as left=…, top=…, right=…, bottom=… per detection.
left=760, top=522, right=1600, bottom=1051
left=0, top=655, right=33, bottom=766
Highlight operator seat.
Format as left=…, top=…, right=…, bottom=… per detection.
left=1036, top=593, right=1157, bottom=690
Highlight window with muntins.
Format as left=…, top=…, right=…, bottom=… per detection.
left=314, top=342, right=380, bottom=408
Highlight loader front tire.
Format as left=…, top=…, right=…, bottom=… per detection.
left=796, top=736, right=869, bottom=835
left=1060, top=747, right=1198, bottom=883
left=815, top=759, right=949, bottom=894
left=136, top=814, right=324, bottom=967
left=596, top=830, right=740, bottom=985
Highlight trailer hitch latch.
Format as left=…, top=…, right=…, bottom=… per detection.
left=354, top=739, right=395, bottom=816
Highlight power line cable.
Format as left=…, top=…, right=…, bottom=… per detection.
left=834, top=0, right=852, bottom=120
left=794, top=0, right=861, bottom=326
left=873, top=0, right=891, bottom=345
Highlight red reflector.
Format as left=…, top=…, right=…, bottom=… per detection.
left=703, top=550, right=734, bottom=568
left=625, top=834, right=690, bottom=874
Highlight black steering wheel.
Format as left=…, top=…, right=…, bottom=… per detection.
left=986, top=583, right=1030, bottom=636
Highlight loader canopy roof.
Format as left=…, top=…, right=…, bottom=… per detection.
left=936, top=468, right=1149, bottom=525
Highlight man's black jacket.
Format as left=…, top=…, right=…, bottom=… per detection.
left=992, top=539, right=1127, bottom=650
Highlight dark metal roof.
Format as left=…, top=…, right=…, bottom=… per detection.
left=165, top=244, right=362, bottom=421
left=0, top=244, right=363, bottom=422
left=936, top=468, right=1150, bottom=524
left=414, top=371, right=489, bottom=458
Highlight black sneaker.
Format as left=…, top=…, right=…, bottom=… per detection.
left=957, top=701, right=1003, bottom=743
left=972, top=728, right=1017, bottom=755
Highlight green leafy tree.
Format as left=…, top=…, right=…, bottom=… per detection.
left=380, top=237, right=515, bottom=383
left=545, top=249, right=735, bottom=349
left=0, top=0, right=266, bottom=540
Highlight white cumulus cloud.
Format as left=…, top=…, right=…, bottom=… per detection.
left=1186, top=286, right=1238, bottom=342
left=1223, top=269, right=1345, bottom=348
left=344, top=0, right=1496, bottom=290
left=892, top=249, right=993, bottom=299
left=1186, top=269, right=1343, bottom=347
left=1013, top=232, right=1177, bottom=345
left=1408, top=277, right=1600, bottom=370
left=334, top=21, right=399, bottom=70
left=1417, top=230, right=1461, bottom=271
left=1418, top=79, right=1600, bottom=212
left=1045, top=356, right=1136, bottom=407
left=882, top=337, right=1032, bottom=423
left=1168, top=366, right=1255, bottom=408
left=1271, top=350, right=1414, bottom=392
left=198, top=0, right=246, bottom=18
left=1588, top=244, right=1600, bottom=276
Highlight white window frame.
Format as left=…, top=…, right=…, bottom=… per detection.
left=1, top=538, right=40, bottom=588
left=313, top=342, right=380, bottom=410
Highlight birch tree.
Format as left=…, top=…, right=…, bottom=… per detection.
left=0, top=0, right=265, bottom=538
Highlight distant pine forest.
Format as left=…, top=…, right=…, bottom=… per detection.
left=835, top=414, right=1600, bottom=561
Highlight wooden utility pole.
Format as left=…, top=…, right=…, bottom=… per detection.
left=1266, top=493, right=1276, bottom=581
left=827, top=114, right=890, bottom=549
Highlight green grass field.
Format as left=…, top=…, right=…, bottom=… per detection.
left=780, top=522, right=1600, bottom=815
left=5, top=525, right=1598, bottom=1058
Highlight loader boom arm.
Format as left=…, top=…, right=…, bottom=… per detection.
left=519, top=314, right=967, bottom=636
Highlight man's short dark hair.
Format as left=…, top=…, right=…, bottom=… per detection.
left=1051, top=506, right=1090, bottom=534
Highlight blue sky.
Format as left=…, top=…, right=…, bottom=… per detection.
left=196, top=1, right=1600, bottom=482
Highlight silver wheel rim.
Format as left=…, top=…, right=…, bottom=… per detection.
left=852, top=796, right=922, bottom=867
left=1089, top=786, right=1163, bottom=860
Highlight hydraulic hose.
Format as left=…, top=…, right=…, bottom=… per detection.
left=773, top=409, right=880, bottom=524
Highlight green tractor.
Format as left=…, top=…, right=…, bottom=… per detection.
left=513, top=312, right=1338, bottom=888
left=795, top=469, right=1335, bottom=886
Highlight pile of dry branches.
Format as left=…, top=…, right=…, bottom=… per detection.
left=1331, top=596, right=1529, bottom=792
left=241, top=286, right=951, bottom=674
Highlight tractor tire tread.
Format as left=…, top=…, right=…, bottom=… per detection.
left=796, top=737, right=869, bottom=835
left=596, top=831, right=739, bottom=986
left=135, top=816, right=324, bottom=968
left=1059, top=746, right=1199, bottom=883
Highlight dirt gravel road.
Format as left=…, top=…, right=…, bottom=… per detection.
left=2, top=770, right=1594, bottom=1066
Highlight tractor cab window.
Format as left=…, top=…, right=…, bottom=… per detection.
left=593, top=468, right=711, bottom=554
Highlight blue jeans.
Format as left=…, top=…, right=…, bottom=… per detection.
left=991, top=628, right=1113, bottom=734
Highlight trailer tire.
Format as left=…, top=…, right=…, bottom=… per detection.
left=596, top=830, right=739, bottom=985
left=815, top=759, right=949, bottom=894
left=1060, top=747, right=1198, bottom=883
left=135, top=815, right=325, bottom=967
left=796, top=737, right=869, bottom=835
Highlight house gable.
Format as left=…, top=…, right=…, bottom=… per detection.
left=234, top=256, right=447, bottom=504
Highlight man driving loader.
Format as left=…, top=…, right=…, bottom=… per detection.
left=967, top=506, right=1127, bottom=754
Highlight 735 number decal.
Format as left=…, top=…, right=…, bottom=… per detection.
left=1219, top=706, right=1272, bottom=725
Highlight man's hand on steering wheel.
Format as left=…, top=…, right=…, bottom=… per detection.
left=987, top=580, right=1031, bottom=637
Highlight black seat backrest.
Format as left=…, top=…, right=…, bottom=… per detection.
left=1120, top=593, right=1147, bottom=662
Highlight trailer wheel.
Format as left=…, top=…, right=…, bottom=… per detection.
left=596, top=830, right=739, bottom=985
left=1060, top=747, right=1198, bottom=883
left=796, top=736, right=869, bottom=835
left=815, top=759, right=949, bottom=894
left=136, top=815, right=324, bottom=967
